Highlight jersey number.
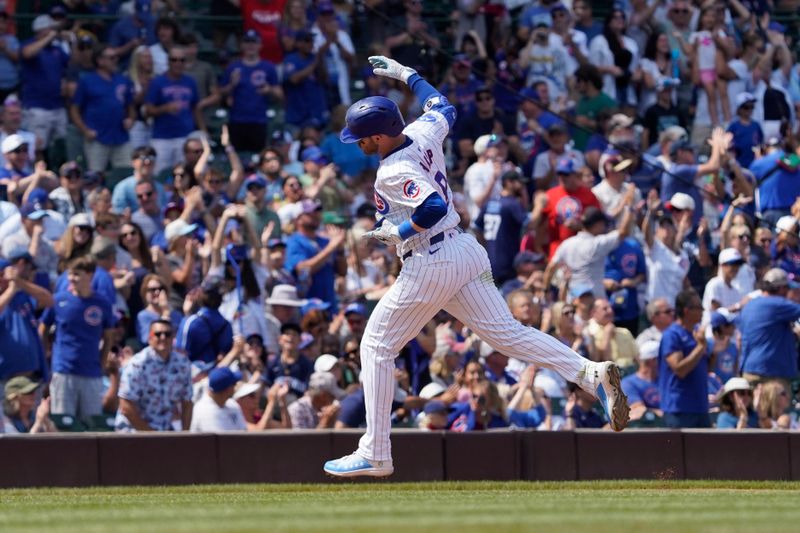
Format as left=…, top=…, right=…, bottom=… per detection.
left=434, top=171, right=449, bottom=204
left=483, top=214, right=501, bottom=241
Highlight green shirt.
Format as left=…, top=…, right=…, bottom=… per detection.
left=246, top=204, right=282, bottom=240
left=574, top=92, right=617, bottom=151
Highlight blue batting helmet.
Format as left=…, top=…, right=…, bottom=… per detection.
left=340, top=96, right=405, bottom=143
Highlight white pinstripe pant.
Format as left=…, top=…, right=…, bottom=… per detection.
left=357, top=230, right=595, bottom=461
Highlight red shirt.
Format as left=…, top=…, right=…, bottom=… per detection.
left=241, top=0, right=287, bottom=63
left=542, top=185, right=600, bottom=259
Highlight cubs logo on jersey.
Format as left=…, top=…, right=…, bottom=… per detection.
left=620, top=253, right=639, bottom=277
left=374, top=191, right=389, bottom=215
left=84, top=305, right=104, bottom=327
left=403, top=180, right=421, bottom=199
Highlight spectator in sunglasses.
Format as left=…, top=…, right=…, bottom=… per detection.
left=111, top=145, right=166, bottom=215
left=115, top=318, right=193, bottom=431
left=49, top=161, right=89, bottom=221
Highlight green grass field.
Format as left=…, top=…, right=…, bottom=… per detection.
left=1, top=481, right=799, bottom=532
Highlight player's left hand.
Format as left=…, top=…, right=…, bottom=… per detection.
left=364, top=218, right=403, bottom=246
left=368, top=55, right=417, bottom=84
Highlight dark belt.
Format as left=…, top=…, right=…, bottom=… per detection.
left=402, top=231, right=445, bottom=260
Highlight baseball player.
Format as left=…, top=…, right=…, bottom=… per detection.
left=323, top=56, right=629, bottom=478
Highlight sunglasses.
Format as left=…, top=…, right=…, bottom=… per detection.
left=153, top=330, right=173, bottom=338
left=735, top=390, right=752, bottom=396
left=10, top=145, right=27, bottom=154
left=671, top=8, right=689, bottom=14
left=169, top=57, right=186, bottom=63
left=247, top=184, right=265, bottom=191
left=759, top=238, right=773, bottom=245
left=208, top=179, right=224, bottom=185
left=656, top=308, right=675, bottom=316
left=146, top=286, right=164, bottom=293
left=263, top=156, right=279, bottom=162
left=476, top=95, right=493, bottom=102
left=733, top=234, right=750, bottom=240
left=174, top=171, right=185, bottom=178
left=137, top=191, right=154, bottom=199
left=65, top=171, right=83, bottom=180
left=77, top=225, right=93, bottom=233
left=562, top=309, right=575, bottom=316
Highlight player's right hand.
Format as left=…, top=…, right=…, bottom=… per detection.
left=364, top=218, right=403, bottom=246
left=368, top=55, right=417, bottom=84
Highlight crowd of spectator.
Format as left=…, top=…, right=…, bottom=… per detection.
left=4, top=0, right=800, bottom=436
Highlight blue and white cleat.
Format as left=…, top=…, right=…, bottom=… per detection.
left=324, top=453, right=394, bottom=478
left=594, top=361, right=630, bottom=432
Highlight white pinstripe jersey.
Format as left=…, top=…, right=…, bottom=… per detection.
left=374, top=108, right=460, bottom=257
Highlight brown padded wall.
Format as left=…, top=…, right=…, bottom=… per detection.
left=682, top=431, right=791, bottom=480
left=520, top=431, right=577, bottom=481
left=0, top=434, right=98, bottom=488
left=97, top=433, right=218, bottom=485
left=444, top=431, right=519, bottom=481
left=575, top=430, right=684, bottom=480
left=3, top=430, right=800, bottom=486
left=217, top=431, right=330, bottom=483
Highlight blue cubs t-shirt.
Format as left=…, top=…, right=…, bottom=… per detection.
left=0, top=292, right=49, bottom=381
left=42, top=290, right=114, bottom=377
left=750, top=150, right=800, bottom=211
left=73, top=72, right=134, bottom=146
left=475, top=196, right=529, bottom=283
left=621, top=373, right=660, bottom=409
left=727, top=119, right=763, bottom=168
left=20, top=40, right=69, bottom=109
left=605, top=237, right=646, bottom=321
left=739, top=296, right=800, bottom=378
left=658, top=323, right=709, bottom=414
left=222, top=59, right=279, bottom=124
left=145, top=74, right=199, bottom=139
left=285, top=232, right=338, bottom=310
left=282, top=52, right=327, bottom=127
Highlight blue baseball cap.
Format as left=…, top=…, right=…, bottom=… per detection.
left=301, top=146, right=328, bottom=165
left=302, top=297, right=330, bottom=316
left=19, top=202, right=48, bottom=220
left=0, top=258, right=9, bottom=270
left=555, top=157, right=577, bottom=175
left=208, top=367, right=242, bottom=392
left=266, top=238, right=286, bottom=249
left=344, top=302, right=366, bottom=316
left=424, top=400, right=449, bottom=415
left=242, top=29, right=261, bottom=43
left=519, top=87, right=540, bottom=102
left=245, top=174, right=267, bottom=189
left=710, top=310, right=734, bottom=329
left=27, top=187, right=48, bottom=205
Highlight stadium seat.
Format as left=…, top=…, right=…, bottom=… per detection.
left=50, top=414, right=88, bottom=432
left=86, top=414, right=116, bottom=432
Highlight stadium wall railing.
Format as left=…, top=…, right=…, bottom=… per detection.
left=1, top=430, right=799, bottom=487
